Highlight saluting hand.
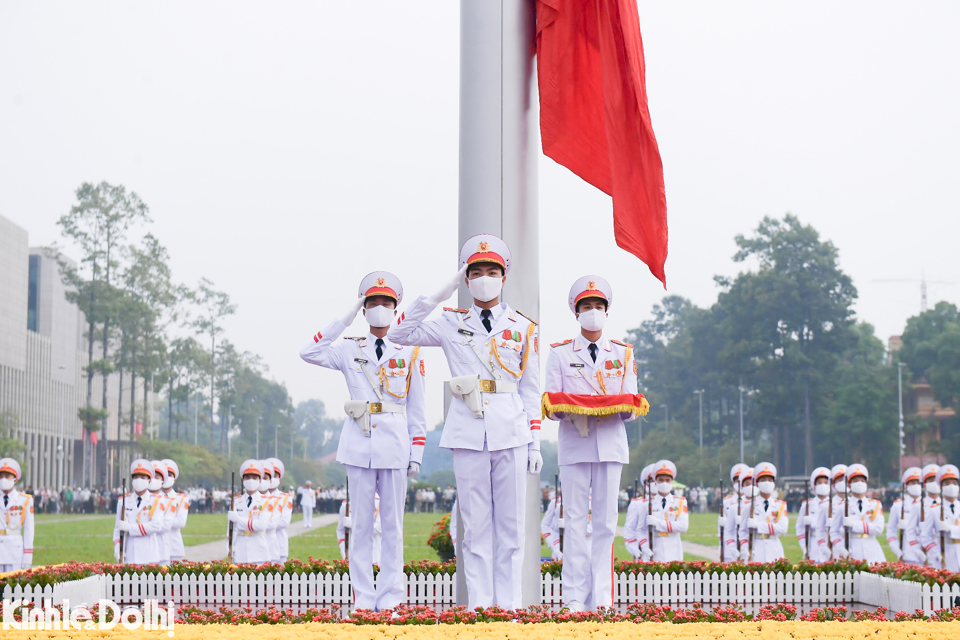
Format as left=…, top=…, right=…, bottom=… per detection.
left=429, top=264, right=469, bottom=304
left=339, top=295, right=366, bottom=326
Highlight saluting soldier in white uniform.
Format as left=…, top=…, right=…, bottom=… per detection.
left=624, top=464, right=654, bottom=561
left=921, top=464, right=960, bottom=571
left=267, top=458, right=293, bottom=563
left=719, top=463, right=748, bottom=562
left=227, top=459, right=271, bottom=564
left=738, top=462, right=788, bottom=563
left=0, top=458, right=34, bottom=572
left=300, top=271, right=426, bottom=611
left=796, top=467, right=831, bottom=564
left=638, top=460, right=688, bottom=562
left=114, top=458, right=165, bottom=565
left=388, top=235, right=541, bottom=610
left=887, top=467, right=924, bottom=566
left=542, top=276, right=636, bottom=612
left=921, top=464, right=943, bottom=568
left=829, top=463, right=885, bottom=564
left=299, top=481, right=316, bottom=528
left=161, top=459, right=189, bottom=563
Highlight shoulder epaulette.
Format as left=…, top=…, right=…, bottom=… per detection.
left=611, top=339, right=632, bottom=347
left=550, top=339, right=573, bottom=348
left=443, top=307, right=469, bottom=313
left=515, top=310, right=538, bottom=325
left=21, top=493, right=32, bottom=499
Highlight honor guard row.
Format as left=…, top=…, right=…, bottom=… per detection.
left=0, top=458, right=34, bottom=572
left=113, top=458, right=189, bottom=565
left=226, top=458, right=293, bottom=565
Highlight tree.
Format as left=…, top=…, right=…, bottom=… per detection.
left=294, top=399, right=342, bottom=459
left=900, top=302, right=960, bottom=410
left=191, top=278, right=236, bottom=446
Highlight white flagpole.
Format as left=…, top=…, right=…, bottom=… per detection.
left=458, top=0, right=541, bottom=608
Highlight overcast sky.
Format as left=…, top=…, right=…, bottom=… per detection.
left=2, top=2, right=958, bottom=441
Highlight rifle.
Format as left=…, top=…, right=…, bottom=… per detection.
left=804, top=483, right=811, bottom=561
left=941, top=488, right=946, bottom=563
left=119, top=478, right=126, bottom=564
left=736, top=478, right=742, bottom=560
left=228, top=472, right=236, bottom=560
left=921, top=485, right=928, bottom=565
left=748, top=481, right=755, bottom=562
left=899, top=481, right=906, bottom=552
left=646, top=477, right=654, bottom=561
left=844, top=483, right=850, bottom=553
left=344, top=476, right=351, bottom=560
left=719, top=478, right=725, bottom=563
left=557, top=475, right=564, bottom=552
left=827, top=480, right=834, bottom=555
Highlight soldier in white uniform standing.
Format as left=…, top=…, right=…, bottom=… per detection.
left=258, top=461, right=282, bottom=563
left=300, top=481, right=316, bottom=528
left=738, top=462, right=788, bottom=563
left=796, top=467, right=831, bottom=564
left=921, top=463, right=943, bottom=568
left=829, top=463, right=885, bottom=564
left=887, top=466, right=924, bottom=566
left=161, top=459, right=189, bottom=563
left=638, top=460, right=688, bottom=562
left=542, top=276, right=636, bottom=612
left=389, top=235, right=541, bottom=610
left=624, top=464, right=655, bottom=561
left=227, top=459, right=270, bottom=564
left=719, top=463, right=748, bottom=562
left=922, top=464, right=960, bottom=571
left=267, top=458, right=293, bottom=563
left=0, top=458, right=34, bottom=572
left=148, top=460, right=173, bottom=565
left=725, top=466, right=753, bottom=562
left=540, top=490, right=562, bottom=560
left=114, top=459, right=165, bottom=565
left=300, top=270, right=427, bottom=611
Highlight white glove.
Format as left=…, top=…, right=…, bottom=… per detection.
left=839, top=548, right=850, bottom=559
left=527, top=449, right=543, bottom=475
left=114, top=544, right=121, bottom=562
left=428, top=265, right=468, bottom=304
left=557, top=518, right=565, bottom=528
left=339, top=296, right=365, bottom=326
left=227, top=511, right=243, bottom=524
left=21, top=558, right=31, bottom=570
left=118, top=521, right=133, bottom=533
left=936, top=519, right=953, bottom=532
left=552, top=547, right=563, bottom=560
left=897, top=519, right=908, bottom=530
left=718, top=515, right=726, bottom=528
left=652, top=517, right=668, bottom=532
left=643, top=549, right=653, bottom=562
left=843, top=516, right=858, bottom=530
left=407, top=462, right=421, bottom=478
left=343, top=516, right=352, bottom=529
left=747, top=518, right=762, bottom=531
left=893, top=548, right=902, bottom=561
left=803, top=515, right=817, bottom=527
left=339, top=542, right=346, bottom=558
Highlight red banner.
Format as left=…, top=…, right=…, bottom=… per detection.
left=542, top=392, right=650, bottom=420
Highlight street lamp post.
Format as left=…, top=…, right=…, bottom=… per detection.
left=660, top=404, right=669, bottom=432
left=693, top=389, right=704, bottom=450
left=897, top=362, right=906, bottom=480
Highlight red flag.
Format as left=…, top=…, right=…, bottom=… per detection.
left=89, top=429, right=98, bottom=445
left=536, top=0, right=668, bottom=286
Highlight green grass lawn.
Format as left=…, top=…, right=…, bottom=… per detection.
left=28, top=510, right=900, bottom=566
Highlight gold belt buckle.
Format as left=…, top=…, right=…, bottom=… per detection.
left=0, top=530, right=6, bottom=536
left=951, top=539, right=960, bottom=544
left=658, top=532, right=669, bottom=537
left=369, top=403, right=383, bottom=414
left=854, top=533, right=869, bottom=539
left=241, top=531, right=252, bottom=537
left=758, top=534, right=771, bottom=540
left=480, top=380, right=496, bottom=393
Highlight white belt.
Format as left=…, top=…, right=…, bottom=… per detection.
left=239, top=530, right=265, bottom=537
left=367, top=402, right=404, bottom=414
left=479, top=379, right=517, bottom=394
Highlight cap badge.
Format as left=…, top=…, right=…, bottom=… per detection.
left=588, top=281, right=597, bottom=290
left=478, top=241, right=489, bottom=252
left=376, top=277, right=385, bottom=286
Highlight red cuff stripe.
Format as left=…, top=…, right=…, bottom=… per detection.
left=768, top=523, right=773, bottom=536
left=139, top=524, right=146, bottom=536
left=23, top=549, right=32, bottom=553
left=530, top=425, right=541, bottom=430
left=248, top=518, right=253, bottom=532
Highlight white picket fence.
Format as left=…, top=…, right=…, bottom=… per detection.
left=5, top=570, right=959, bottom=614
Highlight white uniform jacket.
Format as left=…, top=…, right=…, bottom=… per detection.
left=795, top=497, right=831, bottom=563
left=737, top=495, right=788, bottom=563
left=828, top=495, right=885, bottom=564
left=623, top=497, right=646, bottom=559
left=271, top=490, right=293, bottom=558
left=920, top=498, right=960, bottom=571
left=719, top=493, right=744, bottom=562
left=887, top=496, right=924, bottom=564
left=299, top=487, right=317, bottom=508
left=388, top=300, right=540, bottom=452
left=544, top=335, right=636, bottom=465
left=638, top=493, right=688, bottom=562
left=152, top=493, right=174, bottom=563
left=229, top=492, right=270, bottom=564
left=0, top=489, right=34, bottom=568
left=300, top=321, right=427, bottom=468
left=113, top=492, right=165, bottom=565
left=163, top=489, right=190, bottom=559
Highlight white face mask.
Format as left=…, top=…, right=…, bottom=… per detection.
left=757, top=480, right=776, bottom=495
left=468, top=276, right=503, bottom=303
left=0, top=478, right=15, bottom=491
left=131, top=477, right=150, bottom=493
left=243, top=478, right=260, bottom=492
left=364, top=305, right=395, bottom=328
left=270, top=477, right=280, bottom=490
left=740, top=483, right=752, bottom=496
left=834, top=481, right=846, bottom=494
left=815, top=484, right=830, bottom=497
left=907, top=484, right=922, bottom=498
left=656, top=481, right=672, bottom=495
left=162, top=476, right=175, bottom=490
left=259, top=479, right=271, bottom=493
left=944, top=485, right=960, bottom=499
left=926, top=481, right=940, bottom=495
left=577, top=309, right=607, bottom=332
left=148, top=477, right=163, bottom=492
left=850, top=481, right=867, bottom=495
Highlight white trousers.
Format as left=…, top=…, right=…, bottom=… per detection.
left=559, top=461, right=621, bottom=610
left=345, top=465, right=406, bottom=611
left=452, top=442, right=527, bottom=610
left=0, top=564, right=16, bottom=573
left=302, top=504, right=313, bottom=527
